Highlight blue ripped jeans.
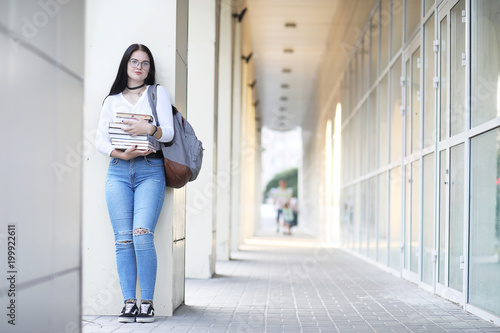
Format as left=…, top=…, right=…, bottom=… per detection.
left=105, top=156, right=165, bottom=301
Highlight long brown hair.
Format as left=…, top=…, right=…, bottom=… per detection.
left=108, top=44, right=156, bottom=96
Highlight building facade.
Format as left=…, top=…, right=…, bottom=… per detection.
left=304, top=0, right=500, bottom=323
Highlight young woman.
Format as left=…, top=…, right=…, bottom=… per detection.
left=95, top=44, right=174, bottom=323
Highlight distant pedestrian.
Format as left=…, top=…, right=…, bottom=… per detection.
left=282, top=202, right=295, bottom=235
left=289, top=196, right=298, bottom=228
left=272, top=180, right=292, bottom=233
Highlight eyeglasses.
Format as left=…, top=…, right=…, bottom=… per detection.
left=129, top=59, right=150, bottom=70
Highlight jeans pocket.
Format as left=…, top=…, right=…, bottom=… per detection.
left=110, top=157, right=119, bottom=165
left=145, top=157, right=164, bottom=167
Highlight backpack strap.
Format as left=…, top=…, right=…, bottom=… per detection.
left=147, top=84, right=159, bottom=126
left=148, top=84, right=177, bottom=121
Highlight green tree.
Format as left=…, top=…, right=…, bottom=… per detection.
left=264, top=168, right=298, bottom=199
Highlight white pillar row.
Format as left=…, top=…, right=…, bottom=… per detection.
left=83, top=0, right=188, bottom=316
left=185, top=0, right=218, bottom=279
left=216, top=1, right=234, bottom=261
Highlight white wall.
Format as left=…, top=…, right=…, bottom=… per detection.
left=0, top=0, right=83, bottom=331
left=83, top=0, right=187, bottom=316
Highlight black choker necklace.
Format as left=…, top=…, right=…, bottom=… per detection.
left=127, top=82, right=145, bottom=90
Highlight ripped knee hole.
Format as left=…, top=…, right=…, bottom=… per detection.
left=134, top=228, right=150, bottom=235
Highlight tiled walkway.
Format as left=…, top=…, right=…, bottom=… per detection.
left=82, top=230, right=500, bottom=333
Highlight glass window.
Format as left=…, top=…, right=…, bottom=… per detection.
left=378, top=172, right=389, bottom=265
left=371, top=8, right=380, bottom=87
left=449, top=143, right=464, bottom=291
left=347, top=124, right=353, bottom=182
left=342, top=187, right=355, bottom=248
left=470, top=128, right=500, bottom=315
left=422, top=153, right=434, bottom=285
left=360, top=35, right=370, bottom=97
left=403, top=46, right=423, bottom=156
left=424, top=0, right=434, bottom=15
left=355, top=182, right=362, bottom=252
left=471, top=0, right=500, bottom=127
left=405, top=164, right=411, bottom=270
left=347, top=73, right=353, bottom=118
left=348, top=123, right=354, bottom=183
left=405, top=161, right=421, bottom=273
left=411, top=47, right=421, bottom=153
left=406, top=0, right=422, bottom=42
left=349, top=186, right=355, bottom=248
left=423, top=14, right=435, bottom=148
left=438, top=149, right=447, bottom=284
left=360, top=105, right=368, bottom=176
left=347, top=185, right=355, bottom=250
left=370, top=92, right=377, bottom=172
left=381, top=0, right=390, bottom=70
left=439, top=15, right=448, bottom=142
left=342, top=73, right=350, bottom=119
left=358, top=46, right=364, bottom=101
left=390, top=166, right=403, bottom=270
left=410, top=160, right=420, bottom=274
left=341, top=125, right=348, bottom=185
left=341, top=195, right=347, bottom=247
left=406, top=58, right=411, bottom=157
left=392, top=0, right=404, bottom=56
left=350, top=61, right=356, bottom=112
left=391, top=56, right=403, bottom=163
left=450, top=0, right=465, bottom=136
left=353, top=112, right=361, bottom=179
left=344, top=124, right=349, bottom=184
left=361, top=181, right=368, bottom=255
left=347, top=133, right=351, bottom=185
left=379, top=74, right=390, bottom=166
left=368, top=177, right=377, bottom=260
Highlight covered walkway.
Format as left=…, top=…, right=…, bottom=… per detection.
left=4, top=1, right=500, bottom=332
left=82, top=219, right=500, bottom=333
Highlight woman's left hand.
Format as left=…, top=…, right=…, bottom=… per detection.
left=122, top=118, right=154, bottom=137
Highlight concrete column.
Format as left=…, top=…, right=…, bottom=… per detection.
left=185, top=0, right=218, bottom=278
left=238, top=12, right=258, bottom=242
left=0, top=1, right=83, bottom=331
left=229, top=7, right=260, bottom=249
left=254, top=124, right=262, bottom=232
left=231, top=19, right=242, bottom=253
left=171, top=0, right=189, bottom=309
left=240, top=75, right=257, bottom=242
left=216, top=1, right=234, bottom=261
left=83, top=0, right=188, bottom=316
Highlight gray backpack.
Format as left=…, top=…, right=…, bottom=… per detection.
left=147, top=85, right=203, bottom=188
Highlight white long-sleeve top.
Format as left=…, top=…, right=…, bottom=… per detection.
left=95, top=85, right=174, bottom=156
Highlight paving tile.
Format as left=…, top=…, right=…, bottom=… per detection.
left=82, top=234, right=500, bottom=333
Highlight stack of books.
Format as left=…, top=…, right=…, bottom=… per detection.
left=109, top=113, right=159, bottom=152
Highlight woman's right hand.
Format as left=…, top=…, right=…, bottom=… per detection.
left=111, top=146, right=152, bottom=160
